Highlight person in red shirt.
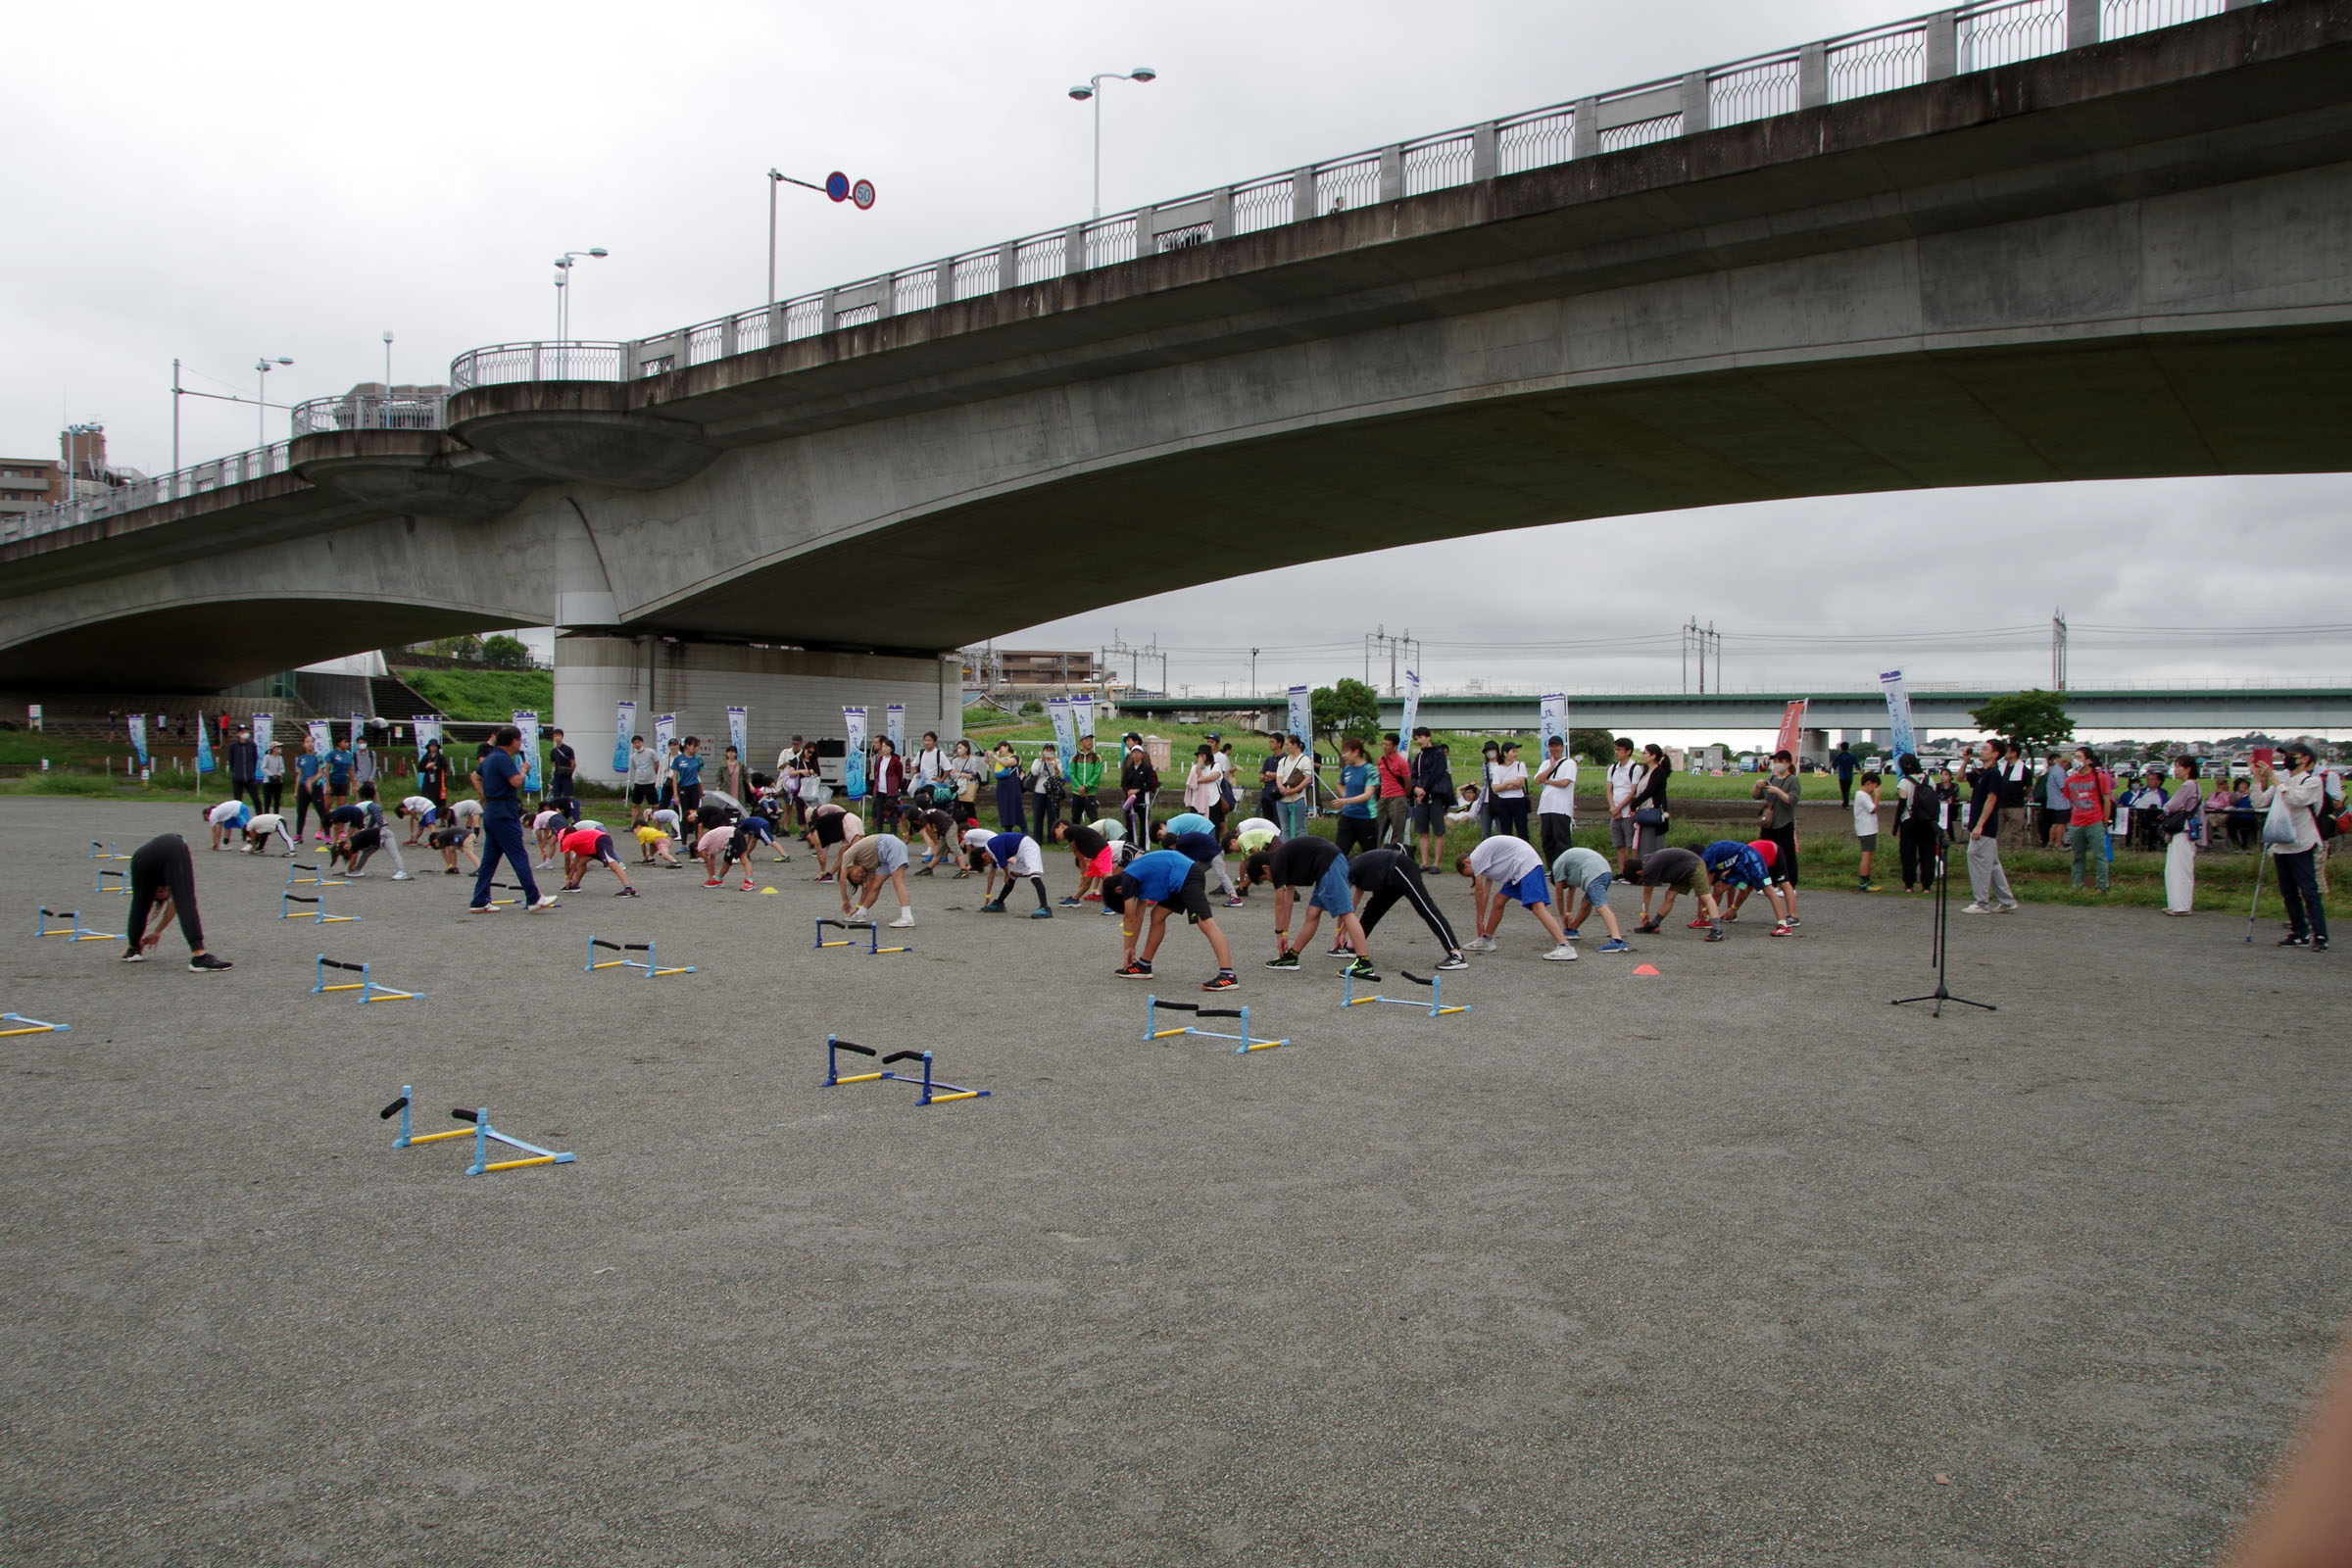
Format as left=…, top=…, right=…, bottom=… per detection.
left=2063, top=746, right=2113, bottom=893
left=1375, top=733, right=1413, bottom=850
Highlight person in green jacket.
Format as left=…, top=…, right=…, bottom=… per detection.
left=1067, top=737, right=1103, bottom=829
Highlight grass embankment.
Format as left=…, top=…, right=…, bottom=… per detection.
left=394, top=668, right=553, bottom=722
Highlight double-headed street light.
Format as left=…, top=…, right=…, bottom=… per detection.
left=1067, top=68, right=1156, bottom=220
left=254, top=356, right=293, bottom=445
left=553, top=248, right=609, bottom=342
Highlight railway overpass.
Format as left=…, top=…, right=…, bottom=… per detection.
left=3, top=0, right=2349, bottom=772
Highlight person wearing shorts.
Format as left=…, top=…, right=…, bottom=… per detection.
left=905, top=806, right=962, bottom=872
left=1105, top=848, right=1238, bottom=988
left=804, top=804, right=861, bottom=881
left=627, top=735, right=662, bottom=823
left=1550, top=845, right=1629, bottom=951
left=1604, top=738, right=1647, bottom=877
left=1456, top=834, right=1576, bottom=959
left=632, top=823, right=682, bottom=867
left=841, top=832, right=915, bottom=927
left=396, top=796, right=438, bottom=845
left=1243, top=835, right=1381, bottom=981
left=1703, top=839, right=1788, bottom=934
left=1053, top=819, right=1118, bottom=905
left=559, top=825, right=638, bottom=895
left=1346, top=848, right=1468, bottom=970
left=1157, top=813, right=1240, bottom=904
left=978, top=831, right=1054, bottom=917
left=241, top=812, right=298, bottom=856
left=203, top=798, right=252, bottom=851
left=1634, top=847, right=1725, bottom=939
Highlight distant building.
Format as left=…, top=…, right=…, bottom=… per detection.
left=965, top=648, right=1102, bottom=692
left=0, top=424, right=147, bottom=523
left=0, top=458, right=60, bottom=522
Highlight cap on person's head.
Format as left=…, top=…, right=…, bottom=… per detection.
left=1546, top=735, right=1564, bottom=748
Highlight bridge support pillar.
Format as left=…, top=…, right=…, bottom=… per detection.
left=552, top=636, right=963, bottom=795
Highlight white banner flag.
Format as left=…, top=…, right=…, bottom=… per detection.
left=1047, top=697, right=1076, bottom=766
left=413, top=715, right=442, bottom=753
left=1287, top=685, right=1311, bottom=746
left=514, top=710, right=541, bottom=792
left=842, top=707, right=868, bottom=797
left=126, top=714, right=148, bottom=765
left=726, top=706, right=749, bottom=772
left=1538, top=693, right=1569, bottom=753
left=252, top=712, right=273, bottom=760
left=611, top=701, right=635, bottom=774
left=1880, top=670, right=1916, bottom=759
left=885, top=704, right=905, bottom=755
left=1075, top=698, right=1096, bottom=742
left=1399, top=669, right=1421, bottom=741
left=306, top=719, right=332, bottom=759
left=654, top=712, right=676, bottom=757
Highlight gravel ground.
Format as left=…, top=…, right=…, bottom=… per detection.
left=2, top=800, right=2346, bottom=1566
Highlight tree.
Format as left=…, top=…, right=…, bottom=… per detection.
left=1310, top=679, right=1382, bottom=745
left=480, top=634, right=533, bottom=669
left=1570, top=727, right=1614, bottom=766
left=1969, top=689, right=2073, bottom=756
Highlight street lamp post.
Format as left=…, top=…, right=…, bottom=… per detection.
left=254, top=357, right=293, bottom=446
left=553, top=248, right=608, bottom=378
left=1066, top=69, right=1157, bottom=221
left=381, top=330, right=394, bottom=427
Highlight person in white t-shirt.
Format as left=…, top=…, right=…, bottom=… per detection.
left=1851, top=771, right=1884, bottom=891
left=1533, top=735, right=1579, bottom=867
left=1488, top=741, right=1530, bottom=844
left=1454, top=834, right=1576, bottom=959
left=1603, top=737, right=1649, bottom=878
left=241, top=812, right=298, bottom=856
left=204, top=799, right=250, bottom=851
left=395, top=796, right=438, bottom=845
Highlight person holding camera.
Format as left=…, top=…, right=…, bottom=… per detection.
left=2251, top=744, right=2329, bottom=951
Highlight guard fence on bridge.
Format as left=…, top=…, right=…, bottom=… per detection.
left=2, top=0, right=2257, bottom=548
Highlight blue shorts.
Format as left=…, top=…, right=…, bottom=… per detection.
left=1308, top=858, right=1353, bottom=916
left=1501, top=867, right=1549, bottom=907
left=1577, top=870, right=1613, bottom=905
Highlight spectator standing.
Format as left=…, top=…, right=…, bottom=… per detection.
left=625, top=735, right=661, bottom=824
left=1632, top=744, right=1673, bottom=858
left=551, top=728, right=578, bottom=799
left=870, top=737, right=906, bottom=829
left=1182, top=745, right=1221, bottom=824
left=1273, top=734, right=1313, bottom=842
left=1332, top=737, right=1378, bottom=858
left=2250, top=744, right=2328, bottom=950
left=2161, top=756, right=2205, bottom=914
left=1852, top=770, right=1883, bottom=891
left=1257, top=747, right=1284, bottom=821
left=1960, top=739, right=2019, bottom=914
left=1119, top=742, right=1159, bottom=844
left=2062, top=746, right=2114, bottom=894
left=226, top=725, right=259, bottom=811
left=1604, top=738, right=1646, bottom=878
left=1489, top=741, right=1531, bottom=843
left=1475, top=741, right=1502, bottom=839
left=1408, top=727, right=1454, bottom=872
left=1752, top=750, right=1802, bottom=922
left=1533, top=735, right=1578, bottom=866
left=1832, top=742, right=1858, bottom=808
left=259, top=743, right=284, bottom=814
left=1375, top=733, right=1412, bottom=851
left=990, top=742, right=1026, bottom=832
left=1028, top=744, right=1065, bottom=840
left=714, top=741, right=741, bottom=804
left=2042, top=754, right=2072, bottom=849
left=1894, top=754, right=1942, bottom=892
left=912, top=732, right=946, bottom=804
left=1067, top=737, right=1102, bottom=827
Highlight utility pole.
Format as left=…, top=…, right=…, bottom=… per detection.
left=1250, top=648, right=1258, bottom=699
left=2051, top=609, right=2069, bottom=692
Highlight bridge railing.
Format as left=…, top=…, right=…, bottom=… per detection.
left=288, top=392, right=449, bottom=435
left=438, top=0, right=2245, bottom=392
left=0, top=443, right=295, bottom=546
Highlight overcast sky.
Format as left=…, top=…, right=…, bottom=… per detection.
left=8, top=0, right=2346, bottom=718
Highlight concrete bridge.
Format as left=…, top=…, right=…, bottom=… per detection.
left=1113, top=686, right=2352, bottom=737
left=3, top=0, right=2348, bottom=776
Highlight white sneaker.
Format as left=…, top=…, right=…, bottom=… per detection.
left=526, top=896, right=561, bottom=913
left=1958, top=902, right=1991, bottom=914
left=1463, top=936, right=1497, bottom=953
left=1543, top=944, right=1578, bottom=961
left=889, top=911, right=915, bottom=929
left=391, top=871, right=412, bottom=881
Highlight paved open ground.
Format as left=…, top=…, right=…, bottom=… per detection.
left=1, top=799, right=2345, bottom=1565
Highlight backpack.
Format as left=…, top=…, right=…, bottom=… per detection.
left=1904, top=779, right=1939, bottom=827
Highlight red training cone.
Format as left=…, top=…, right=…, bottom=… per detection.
left=1632, top=963, right=1661, bottom=976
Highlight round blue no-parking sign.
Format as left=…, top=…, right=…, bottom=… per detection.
left=824, top=171, right=850, bottom=202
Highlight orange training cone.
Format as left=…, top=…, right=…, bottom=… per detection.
left=1632, top=963, right=1661, bottom=976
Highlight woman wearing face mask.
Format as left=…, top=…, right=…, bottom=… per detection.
left=2250, top=743, right=2328, bottom=951
left=1751, top=749, right=1802, bottom=924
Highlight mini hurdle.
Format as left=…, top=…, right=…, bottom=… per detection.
left=285, top=859, right=348, bottom=888
left=820, top=1036, right=989, bottom=1104
left=1, top=1004, right=69, bottom=1037
left=480, top=880, right=526, bottom=908
left=34, top=906, right=120, bottom=943
left=584, top=936, right=695, bottom=979
left=380, top=1087, right=575, bottom=1174
left=280, top=891, right=358, bottom=924
left=311, top=955, right=423, bottom=1005
left=811, top=917, right=911, bottom=956
left=88, top=841, right=130, bottom=861
left=92, top=866, right=126, bottom=897
left=1144, top=995, right=1288, bottom=1053
left=1340, top=968, right=1469, bottom=1018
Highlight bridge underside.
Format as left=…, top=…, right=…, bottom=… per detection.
left=660, top=322, right=2352, bottom=648
left=0, top=599, right=521, bottom=693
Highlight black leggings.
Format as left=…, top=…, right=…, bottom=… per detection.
left=1334, top=815, right=1380, bottom=858
left=1899, top=821, right=1943, bottom=889
left=1356, top=863, right=1462, bottom=953
left=127, top=833, right=204, bottom=952
left=1489, top=798, right=1530, bottom=842
left=1763, top=824, right=1799, bottom=885
left=294, top=783, right=326, bottom=840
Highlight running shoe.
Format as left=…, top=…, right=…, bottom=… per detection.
left=122, top=950, right=143, bottom=962
left=1327, top=943, right=1355, bottom=957
left=1594, top=938, right=1631, bottom=954
left=1770, top=923, right=1793, bottom=937
left=562, top=882, right=583, bottom=892
left=391, top=872, right=412, bottom=882
left=1687, top=918, right=1712, bottom=930
left=2316, top=938, right=2331, bottom=953
left=1542, top=945, right=1577, bottom=961
left=1784, top=917, right=1801, bottom=927
left=1720, top=911, right=1739, bottom=923
left=1081, top=891, right=1101, bottom=901
left=614, top=887, right=639, bottom=898
left=1702, top=927, right=1728, bottom=942
left=1994, top=904, right=2019, bottom=913
left=889, top=912, right=916, bottom=928
left=444, top=867, right=462, bottom=875
left=1435, top=954, right=1469, bottom=971
left=1634, top=920, right=1661, bottom=935
left=1058, top=896, right=1083, bottom=906
left=739, top=879, right=755, bottom=891
left=526, top=897, right=561, bottom=913
left=344, top=869, right=367, bottom=878
left=816, top=873, right=836, bottom=884
left=978, top=901, right=1005, bottom=914
left=1029, top=906, right=1054, bottom=919
left=1561, top=928, right=1580, bottom=941
left=1200, top=972, right=1239, bottom=992
left=1343, top=957, right=1380, bottom=982
left=914, top=865, right=936, bottom=877
left=468, top=904, right=503, bottom=913
left=1462, top=935, right=1497, bottom=954
left=1959, top=903, right=1989, bottom=914
left=703, top=877, right=724, bottom=888
left=1114, top=961, right=1152, bottom=979
left=188, top=953, right=233, bottom=972
left=950, top=869, right=970, bottom=880
left=1223, top=897, right=1247, bottom=907
left=1263, top=952, right=1299, bottom=970
left=2279, top=934, right=2312, bottom=947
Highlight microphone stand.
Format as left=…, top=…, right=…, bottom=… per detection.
left=1892, top=835, right=1995, bottom=1018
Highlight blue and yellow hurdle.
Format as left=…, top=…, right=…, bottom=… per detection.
left=88, top=841, right=131, bottom=861
left=585, top=936, right=696, bottom=979
left=1144, top=995, right=1287, bottom=1054
left=812, top=917, right=911, bottom=956
left=1, top=1004, right=69, bottom=1037
left=381, top=1087, right=576, bottom=1175
left=1340, top=968, right=1469, bottom=1018
left=34, top=906, right=120, bottom=943
left=311, top=955, right=423, bottom=1005
left=281, top=891, right=358, bottom=923
left=93, top=866, right=127, bottom=897
left=820, top=1036, right=989, bottom=1105
left=285, top=859, right=348, bottom=888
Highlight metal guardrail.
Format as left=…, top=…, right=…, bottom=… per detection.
left=448, top=0, right=2246, bottom=391
left=288, top=392, right=449, bottom=435
left=2, top=444, right=294, bottom=546
left=7, top=0, right=2252, bottom=544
